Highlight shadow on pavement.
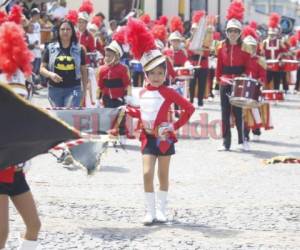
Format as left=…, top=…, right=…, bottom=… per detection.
left=82, top=221, right=241, bottom=241
left=256, top=140, right=300, bottom=149
left=99, top=165, right=130, bottom=173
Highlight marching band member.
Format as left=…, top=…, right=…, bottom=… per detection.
left=261, top=13, right=288, bottom=91
left=186, top=11, right=213, bottom=107
left=216, top=0, right=251, bottom=151
left=125, top=18, right=195, bottom=225
left=242, top=25, right=271, bottom=141
left=97, top=28, right=130, bottom=136
left=78, top=0, right=96, bottom=63
left=164, top=30, right=189, bottom=116
left=0, top=20, right=41, bottom=250
left=293, top=31, right=300, bottom=92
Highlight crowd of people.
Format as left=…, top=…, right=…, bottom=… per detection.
left=0, top=0, right=300, bottom=249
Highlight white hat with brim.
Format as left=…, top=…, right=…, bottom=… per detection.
left=78, top=12, right=90, bottom=22
left=243, top=35, right=257, bottom=46
left=226, top=19, right=242, bottom=30
left=168, top=31, right=183, bottom=41
left=87, top=23, right=98, bottom=32
left=191, top=23, right=198, bottom=29
left=155, top=39, right=165, bottom=50
left=268, top=27, right=279, bottom=35
left=105, top=40, right=124, bottom=58
left=140, top=49, right=166, bottom=72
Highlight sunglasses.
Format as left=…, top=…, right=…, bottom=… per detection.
left=227, top=29, right=240, bottom=33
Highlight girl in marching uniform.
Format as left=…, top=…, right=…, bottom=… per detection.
left=125, top=18, right=195, bottom=225
left=216, top=0, right=251, bottom=151
left=0, top=15, right=41, bottom=250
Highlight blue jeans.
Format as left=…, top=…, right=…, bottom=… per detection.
left=48, top=85, right=82, bottom=108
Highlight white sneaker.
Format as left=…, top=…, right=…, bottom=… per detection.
left=242, top=141, right=250, bottom=151
left=208, top=96, right=214, bottom=102
left=252, top=135, right=260, bottom=141
left=218, top=145, right=230, bottom=151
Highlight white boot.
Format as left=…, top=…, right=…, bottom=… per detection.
left=18, top=240, right=38, bottom=250
left=156, top=191, right=168, bottom=223
left=143, top=192, right=156, bottom=225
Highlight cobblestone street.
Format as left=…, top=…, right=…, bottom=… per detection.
left=6, top=91, right=300, bottom=249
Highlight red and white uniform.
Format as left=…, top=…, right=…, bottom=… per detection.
left=247, top=56, right=267, bottom=84
left=98, top=63, right=130, bottom=99
left=186, top=39, right=209, bottom=68
left=164, top=48, right=188, bottom=67
left=216, top=41, right=251, bottom=85
left=127, top=84, right=195, bottom=152
left=79, top=30, right=96, bottom=65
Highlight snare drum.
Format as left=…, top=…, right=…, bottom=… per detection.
left=230, top=77, right=261, bottom=108
left=281, top=59, right=299, bottom=72
left=266, top=59, right=280, bottom=71
left=175, top=67, right=194, bottom=80
left=261, top=90, right=284, bottom=101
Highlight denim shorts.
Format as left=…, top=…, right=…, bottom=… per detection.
left=48, top=85, right=82, bottom=108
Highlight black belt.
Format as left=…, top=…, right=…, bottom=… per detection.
left=103, top=79, right=123, bottom=88
left=190, top=55, right=207, bottom=61
left=223, top=66, right=245, bottom=75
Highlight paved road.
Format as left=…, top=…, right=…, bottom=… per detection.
left=6, top=90, right=300, bottom=249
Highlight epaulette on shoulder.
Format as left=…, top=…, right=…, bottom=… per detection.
left=241, top=42, right=252, bottom=54
left=258, top=56, right=267, bottom=69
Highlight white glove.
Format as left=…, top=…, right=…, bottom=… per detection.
left=158, top=123, right=174, bottom=137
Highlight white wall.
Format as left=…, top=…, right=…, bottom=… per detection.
left=67, top=0, right=109, bottom=21
left=163, top=0, right=179, bottom=18
left=144, top=0, right=157, bottom=20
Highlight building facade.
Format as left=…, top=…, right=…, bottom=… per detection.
left=67, top=0, right=231, bottom=29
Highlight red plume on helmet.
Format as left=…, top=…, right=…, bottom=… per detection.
left=140, top=14, right=151, bottom=25
left=268, top=13, right=280, bottom=28
left=79, top=0, right=94, bottom=15
left=192, top=10, right=205, bottom=24
left=112, top=27, right=126, bottom=45
left=170, top=16, right=184, bottom=34
left=92, top=16, right=102, bottom=28
left=156, top=15, right=168, bottom=26
left=0, top=11, right=7, bottom=25
left=151, top=24, right=167, bottom=42
left=66, top=10, right=78, bottom=25
left=242, top=25, right=258, bottom=40
left=125, top=18, right=156, bottom=59
left=7, top=5, right=23, bottom=25
left=0, top=22, right=33, bottom=78
left=289, top=35, right=298, bottom=47
left=249, top=21, right=257, bottom=30
left=226, top=0, right=244, bottom=22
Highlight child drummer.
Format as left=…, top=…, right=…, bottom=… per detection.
left=242, top=25, right=272, bottom=141
left=125, top=18, right=195, bottom=225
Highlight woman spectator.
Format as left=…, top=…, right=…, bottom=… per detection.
left=40, top=20, right=88, bottom=107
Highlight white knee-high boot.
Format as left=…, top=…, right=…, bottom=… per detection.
left=156, top=190, right=168, bottom=222
left=143, top=192, right=156, bottom=225
left=18, top=239, right=38, bottom=250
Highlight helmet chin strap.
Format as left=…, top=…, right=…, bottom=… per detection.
left=105, top=55, right=118, bottom=66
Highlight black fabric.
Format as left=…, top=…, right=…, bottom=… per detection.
left=142, top=135, right=175, bottom=156
left=189, top=68, right=208, bottom=105
left=43, top=46, right=86, bottom=88
left=0, top=85, right=80, bottom=169
left=267, top=70, right=288, bottom=91
left=102, top=95, right=126, bottom=135
left=103, top=79, right=124, bottom=88
left=223, top=66, right=245, bottom=75
left=0, top=171, right=30, bottom=196
left=190, top=55, right=207, bottom=61
left=220, top=85, right=244, bottom=149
